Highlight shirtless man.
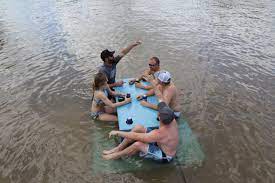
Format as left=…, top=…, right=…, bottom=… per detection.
left=130, top=57, right=161, bottom=90
left=139, top=71, right=181, bottom=118
left=102, top=102, right=179, bottom=163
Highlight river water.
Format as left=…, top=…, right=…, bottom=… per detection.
left=0, top=0, right=274, bottom=182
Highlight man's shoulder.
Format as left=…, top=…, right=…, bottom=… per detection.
left=155, top=127, right=168, bottom=139
left=98, top=64, right=105, bottom=70
left=166, top=84, right=177, bottom=92
left=98, top=64, right=110, bottom=73
left=149, top=128, right=161, bottom=136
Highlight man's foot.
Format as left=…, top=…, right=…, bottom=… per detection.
left=102, top=147, right=120, bottom=155
left=102, top=154, right=116, bottom=160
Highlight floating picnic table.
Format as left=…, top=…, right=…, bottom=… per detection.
left=114, top=78, right=159, bottom=131
left=91, top=78, right=205, bottom=173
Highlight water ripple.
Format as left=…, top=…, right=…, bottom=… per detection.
left=0, top=0, right=274, bottom=182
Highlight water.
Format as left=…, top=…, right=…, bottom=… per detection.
left=0, top=0, right=274, bottom=182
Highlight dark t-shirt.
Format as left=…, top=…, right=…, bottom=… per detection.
left=98, top=55, right=122, bottom=84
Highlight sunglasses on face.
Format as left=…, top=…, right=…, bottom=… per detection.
left=149, top=63, right=158, bottom=67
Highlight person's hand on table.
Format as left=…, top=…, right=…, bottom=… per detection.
left=117, top=93, right=125, bottom=97
left=145, top=74, right=154, bottom=83
left=125, top=97, right=132, bottom=103
left=136, top=94, right=143, bottom=101
left=115, top=80, right=124, bottom=87
left=129, top=79, right=137, bottom=85
left=135, top=82, right=143, bottom=89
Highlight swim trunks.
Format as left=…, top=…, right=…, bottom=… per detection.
left=90, top=111, right=104, bottom=119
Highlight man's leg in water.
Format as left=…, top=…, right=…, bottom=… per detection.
left=102, top=125, right=146, bottom=155
left=102, top=141, right=148, bottom=160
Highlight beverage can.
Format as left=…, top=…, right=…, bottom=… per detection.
left=142, top=95, right=147, bottom=101
left=126, top=117, right=133, bottom=125
left=129, top=80, right=135, bottom=85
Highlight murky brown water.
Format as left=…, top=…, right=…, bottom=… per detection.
left=0, top=0, right=274, bottom=182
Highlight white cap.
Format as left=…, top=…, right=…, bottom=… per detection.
left=158, top=70, right=171, bottom=83
left=153, top=71, right=160, bottom=78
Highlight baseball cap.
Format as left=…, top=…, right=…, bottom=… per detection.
left=157, top=70, right=171, bottom=83
left=101, top=49, right=115, bottom=61
left=153, top=71, right=160, bottom=79
left=157, top=102, right=175, bottom=124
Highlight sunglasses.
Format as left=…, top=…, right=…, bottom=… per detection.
left=149, top=63, right=158, bottom=67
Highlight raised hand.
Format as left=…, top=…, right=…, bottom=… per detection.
left=133, top=40, right=142, bottom=46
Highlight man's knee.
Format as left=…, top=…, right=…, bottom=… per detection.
left=133, top=141, right=145, bottom=150
left=132, top=124, right=145, bottom=132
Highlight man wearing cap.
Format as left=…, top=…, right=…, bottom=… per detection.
left=139, top=70, right=181, bottom=118
left=102, top=102, right=179, bottom=163
left=99, top=40, right=142, bottom=88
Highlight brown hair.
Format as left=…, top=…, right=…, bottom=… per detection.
left=151, top=57, right=160, bottom=65
left=92, top=72, right=107, bottom=91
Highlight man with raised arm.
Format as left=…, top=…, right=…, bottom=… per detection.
left=99, top=40, right=142, bottom=88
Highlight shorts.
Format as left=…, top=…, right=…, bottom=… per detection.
left=174, top=111, right=181, bottom=119
left=90, top=111, right=104, bottom=119
left=139, top=127, right=173, bottom=163
left=139, top=143, right=173, bottom=163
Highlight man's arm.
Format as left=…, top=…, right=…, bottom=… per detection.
left=145, top=75, right=160, bottom=95
left=162, top=88, right=174, bottom=105
left=138, top=69, right=150, bottom=80
left=106, top=85, right=119, bottom=96
left=100, top=92, right=131, bottom=108
left=108, top=83, right=117, bottom=88
left=119, top=40, right=142, bottom=58
left=145, top=88, right=155, bottom=96
left=152, top=83, right=163, bottom=99
left=135, top=82, right=153, bottom=90
left=140, top=101, right=158, bottom=110
left=110, top=130, right=160, bottom=143
left=108, top=81, right=123, bottom=88
left=130, top=69, right=150, bottom=85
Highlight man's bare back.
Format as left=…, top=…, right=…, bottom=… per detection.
left=102, top=102, right=179, bottom=162
left=157, top=119, right=179, bottom=156
left=159, top=82, right=181, bottom=112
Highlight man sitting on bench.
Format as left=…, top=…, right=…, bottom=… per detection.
left=102, top=102, right=179, bottom=163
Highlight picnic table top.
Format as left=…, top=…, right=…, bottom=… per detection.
left=114, top=79, right=159, bottom=131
